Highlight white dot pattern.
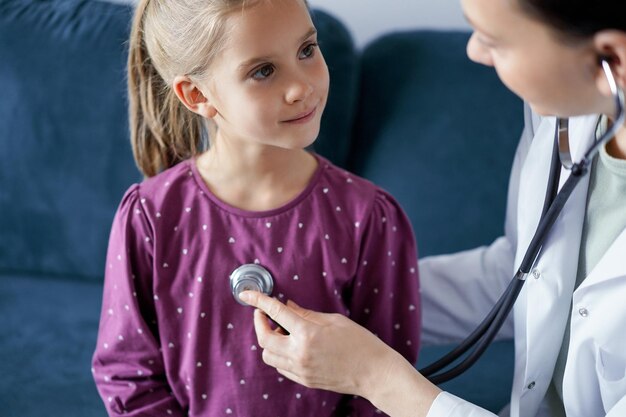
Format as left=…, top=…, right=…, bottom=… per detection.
left=93, top=158, right=420, bottom=416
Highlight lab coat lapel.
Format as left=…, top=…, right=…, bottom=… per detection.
left=513, top=116, right=598, bottom=417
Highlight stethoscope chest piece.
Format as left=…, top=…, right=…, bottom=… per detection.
left=230, top=264, right=274, bottom=306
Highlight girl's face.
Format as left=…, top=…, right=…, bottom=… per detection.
left=202, top=0, right=329, bottom=151
left=461, top=0, right=610, bottom=117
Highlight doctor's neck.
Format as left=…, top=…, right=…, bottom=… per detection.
left=606, top=125, right=626, bottom=159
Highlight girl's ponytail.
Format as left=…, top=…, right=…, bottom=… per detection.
left=128, top=0, right=204, bottom=178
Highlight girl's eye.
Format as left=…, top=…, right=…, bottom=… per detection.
left=252, top=65, right=275, bottom=80
left=299, top=43, right=318, bottom=59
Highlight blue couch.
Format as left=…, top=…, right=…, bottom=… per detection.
left=0, top=0, right=522, bottom=415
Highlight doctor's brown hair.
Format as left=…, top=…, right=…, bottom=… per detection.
left=516, top=0, right=626, bottom=39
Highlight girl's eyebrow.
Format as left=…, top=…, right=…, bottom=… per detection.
left=299, top=27, right=318, bottom=43
left=237, top=27, right=318, bottom=72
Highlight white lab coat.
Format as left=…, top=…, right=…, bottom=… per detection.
left=420, top=104, right=626, bottom=417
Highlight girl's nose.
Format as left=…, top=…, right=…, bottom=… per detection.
left=285, top=78, right=314, bottom=104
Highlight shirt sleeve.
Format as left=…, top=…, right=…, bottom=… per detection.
left=345, top=190, right=421, bottom=416
left=91, top=185, right=185, bottom=416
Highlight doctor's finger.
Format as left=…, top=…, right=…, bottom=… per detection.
left=260, top=343, right=293, bottom=371
left=253, top=308, right=292, bottom=352
left=253, top=308, right=272, bottom=338
left=241, top=291, right=302, bottom=332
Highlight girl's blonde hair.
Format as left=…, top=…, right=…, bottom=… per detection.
left=128, top=0, right=249, bottom=177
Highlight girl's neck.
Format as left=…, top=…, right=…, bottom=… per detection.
left=196, top=144, right=318, bottom=212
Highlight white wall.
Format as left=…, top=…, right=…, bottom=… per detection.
left=308, top=0, right=469, bottom=48
left=103, top=0, right=470, bottom=49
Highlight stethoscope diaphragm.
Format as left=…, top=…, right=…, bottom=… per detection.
left=229, top=263, right=274, bottom=306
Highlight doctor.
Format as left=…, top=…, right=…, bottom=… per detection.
left=239, top=0, right=626, bottom=416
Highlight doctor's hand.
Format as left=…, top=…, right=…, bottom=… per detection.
left=239, top=290, right=392, bottom=396
left=239, top=291, right=440, bottom=417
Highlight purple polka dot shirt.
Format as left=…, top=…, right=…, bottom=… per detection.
left=92, top=155, right=421, bottom=416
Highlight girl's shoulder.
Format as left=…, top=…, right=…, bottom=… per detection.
left=119, top=159, right=200, bottom=217
left=317, top=154, right=393, bottom=202
left=315, top=154, right=404, bottom=217
left=138, top=159, right=196, bottom=195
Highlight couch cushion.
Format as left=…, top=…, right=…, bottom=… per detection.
left=350, top=31, right=524, bottom=256
left=0, top=0, right=358, bottom=281
left=0, top=274, right=105, bottom=416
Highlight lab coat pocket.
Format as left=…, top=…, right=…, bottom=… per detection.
left=595, top=345, right=626, bottom=412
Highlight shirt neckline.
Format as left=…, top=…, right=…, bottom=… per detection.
left=189, top=153, right=326, bottom=218
left=600, top=141, right=626, bottom=178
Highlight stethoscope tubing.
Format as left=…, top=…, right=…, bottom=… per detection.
left=419, top=276, right=517, bottom=379
left=421, top=138, right=563, bottom=381
left=421, top=59, right=625, bottom=384
left=584, top=60, right=625, bottom=161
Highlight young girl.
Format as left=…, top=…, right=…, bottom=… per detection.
left=91, top=0, right=421, bottom=416
left=242, top=0, right=626, bottom=417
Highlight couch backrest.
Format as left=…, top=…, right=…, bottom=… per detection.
left=0, top=0, right=136, bottom=281
left=0, top=0, right=358, bottom=281
left=1, top=1, right=522, bottom=280
left=350, top=31, right=524, bottom=257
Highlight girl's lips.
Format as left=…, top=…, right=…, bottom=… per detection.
left=283, top=107, right=317, bottom=124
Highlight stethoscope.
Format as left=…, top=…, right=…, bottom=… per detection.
left=228, top=59, right=625, bottom=385
left=230, top=263, right=274, bottom=305
left=420, top=58, right=625, bottom=384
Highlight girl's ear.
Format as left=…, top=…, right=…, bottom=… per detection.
left=593, top=30, right=626, bottom=95
left=172, top=76, right=218, bottom=119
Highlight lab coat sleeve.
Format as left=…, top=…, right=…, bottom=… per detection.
left=426, top=391, right=626, bottom=417
left=606, top=396, right=626, bottom=417
left=419, top=103, right=538, bottom=345
left=345, top=189, right=421, bottom=416
left=91, top=186, right=185, bottom=416
left=426, top=392, right=498, bottom=417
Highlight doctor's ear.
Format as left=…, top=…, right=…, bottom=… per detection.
left=172, top=75, right=218, bottom=119
left=593, top=30, right=626, bottom=94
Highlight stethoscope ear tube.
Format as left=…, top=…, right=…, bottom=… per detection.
left=421, top=59, right=625, bottom=384
left=583, top=59, right=626, bottom=160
